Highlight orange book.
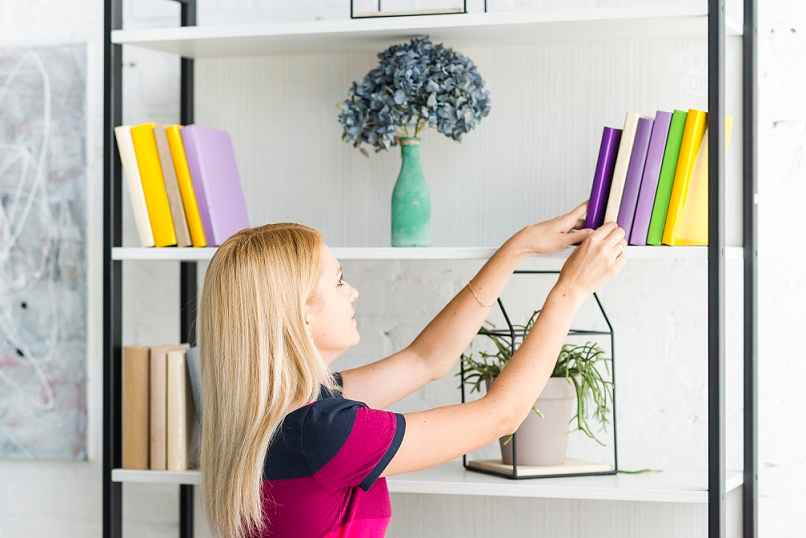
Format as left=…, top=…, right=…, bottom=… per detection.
left=166, top=125, right=208, bottom=247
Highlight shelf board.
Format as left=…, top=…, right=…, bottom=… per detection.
left=112, top=462, right=742, bottom=504
left=111, top=8, right=742, bottom=58
left=112, top=245, right=741, bottom=262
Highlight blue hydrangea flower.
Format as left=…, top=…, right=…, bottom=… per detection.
left=338, top=36, right=491, bottom=154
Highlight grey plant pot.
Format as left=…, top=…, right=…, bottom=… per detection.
left=487, top=376, right=576, bottom=467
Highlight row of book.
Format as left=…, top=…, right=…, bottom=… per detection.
left=115, top=124, right=250, bottom=247
left=584, top=109, right=733, bottom=245
left=122, top=345, right=202, bottom=470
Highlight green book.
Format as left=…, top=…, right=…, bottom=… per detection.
left=647, top=110, right=688, bottom=245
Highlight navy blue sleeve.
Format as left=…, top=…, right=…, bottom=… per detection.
left=301, top=397, right=406, bottom=492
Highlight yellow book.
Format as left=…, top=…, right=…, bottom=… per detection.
left=130, top=123, right=177, bottom=247
left=661, top=109, right=707, bottom=245
left=674, top=117, right=735, bottom=245
left=166, top=125, right=207, bottom=247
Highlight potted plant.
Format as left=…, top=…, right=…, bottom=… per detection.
left=461, top=309, right=614, bottom=467
left=338, top=36, right=491, bottom=247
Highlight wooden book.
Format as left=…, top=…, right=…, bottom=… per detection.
left=149, top=344, right=188, bottom=470
left=122, top=346, right=149, bottom=469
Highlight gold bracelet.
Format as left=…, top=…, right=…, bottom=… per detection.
left=467, top=281, right=495, bottom=308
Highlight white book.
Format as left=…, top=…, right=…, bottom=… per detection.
left=154, top=125, right=192, bottom=247
left=603, top=112, right=640, bottom=224
left=114, top=125, right=155, bottom=247
left=167, top=348, right=191, bottom=471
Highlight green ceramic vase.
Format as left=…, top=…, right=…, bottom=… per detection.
left=391, top=137, right=431, bottom=246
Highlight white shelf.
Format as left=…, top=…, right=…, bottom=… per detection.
left=112, top=463, right=742, bottom=504
left=111, top=469, right=200, bottom=485
left=111, top=8, right=742, bottom=58
left=112, top=245, right=742, bottom=262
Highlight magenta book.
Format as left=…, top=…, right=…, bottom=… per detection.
left=180, top=125, right=249, bottom=246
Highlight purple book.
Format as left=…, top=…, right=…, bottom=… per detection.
left=584, top=127, right=622, bottom=229
left=630, top=111, right=673, bottom=245
left=616, top=117, right=654, bottom=238
left=180, top=125, right=249, bottom=246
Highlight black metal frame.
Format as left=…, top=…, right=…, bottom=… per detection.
left=459, top=270, right=618, bottom=480
left=741, top=0, right=758, bottom=536
left=103, top=1, right=197, bottom=538
left=102, top=0, right=757, bottom=536
left=708, top=1, right=727, bottom=535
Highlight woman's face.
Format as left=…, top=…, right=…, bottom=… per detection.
left=305, top=243, right=360, bottom=363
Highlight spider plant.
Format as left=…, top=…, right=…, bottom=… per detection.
left=460, top=309, right=614, bottom=445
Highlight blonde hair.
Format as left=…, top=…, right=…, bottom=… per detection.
left=199, top=223, right=337, bottom=538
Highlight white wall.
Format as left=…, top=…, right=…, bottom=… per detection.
left=756, top=1, right=806, bottom=535
left=0, top=0, right=105, bottom=535
left=0, top=1, right=802, bottom=537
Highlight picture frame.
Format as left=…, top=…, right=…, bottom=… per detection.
left=350, top=0, right=469, bottom=19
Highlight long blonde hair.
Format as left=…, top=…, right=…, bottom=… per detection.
left=199, top=223, right=337, bottom=538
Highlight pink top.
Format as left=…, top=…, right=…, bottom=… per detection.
left=254, top=376, right=406, bottom=537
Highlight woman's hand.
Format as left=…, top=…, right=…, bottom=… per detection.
left=555, top=221, right=627, bottom=298
left=507, top=201, right=593, bottom=256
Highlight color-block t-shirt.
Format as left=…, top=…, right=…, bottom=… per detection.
left=257, top=374, right=406, bottom=537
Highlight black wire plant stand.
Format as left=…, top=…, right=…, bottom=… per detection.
left=459, top=270, right=618, bottom=480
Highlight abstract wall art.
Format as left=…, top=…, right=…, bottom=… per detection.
left=0, top=44, right=87, bottom=460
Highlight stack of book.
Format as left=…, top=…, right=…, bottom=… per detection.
left=585, top=109, right=733, bottom=246
left=115, top=124, right=250, bottom=247
left=122, top=345, right=203, bottom=471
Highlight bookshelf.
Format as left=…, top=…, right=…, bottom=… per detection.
left=102, top=2, right=758, bottom=538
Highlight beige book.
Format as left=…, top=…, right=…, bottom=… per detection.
left=603, top=112, right=641, bottom=223
left=150, top=344, right=188, bottom=470
left=114, top=126, right=155, bottom=247
left=154, top=125, right=191, bottom=247
left=123, top=346, right=150, bottom=470
left=167, top=348, right=193, bottom=471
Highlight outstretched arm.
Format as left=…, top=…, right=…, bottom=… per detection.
left=340, top=202, right=592, bottom=409
left=382, top=222, right=626, bottom=478
left=339, top=238, right=526, bottom=409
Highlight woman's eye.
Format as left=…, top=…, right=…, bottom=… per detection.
left=337, top=276, right=344, bottom=287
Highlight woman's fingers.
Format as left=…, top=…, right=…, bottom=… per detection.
left=565, top=227, right=593, bottom=246
left=560, top=201, right=588, bottom=229
left=591, top=221, right=618, bottom=242
left=603, top=224, right=626, bottom=249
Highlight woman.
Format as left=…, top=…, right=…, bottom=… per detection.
left=199, top=201, right=626, bottom=538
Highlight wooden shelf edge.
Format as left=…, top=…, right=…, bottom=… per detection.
left=111, top=465, right=743, bottom=504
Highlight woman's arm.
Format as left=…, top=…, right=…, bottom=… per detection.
left=382, top=222, right=626, bottom=477
left=338, top=239, right=525, bottom=409
left=340, top=203, right=592, bottom=408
